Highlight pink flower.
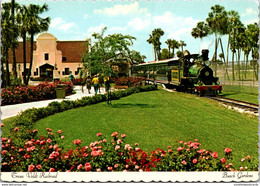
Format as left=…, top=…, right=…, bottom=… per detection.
left=115, top=145, right=120, bottom=151
left=177, top=147, right=182, bottom=152
left=54, top=145, right=58, bottom=150
left=111, top=132, right=118, bottom=137
left=240, top=167, right=244, bottom=171
left=61, top=136, right=64, bottom=139
left=85, top=163, right=92, bottom=171
left=181, top=160, right=186, bottom=165
left=117, top=139, right=122, bottom=144
left=241, top=158, right=245, bottom=162
left=1, top=123, right=4, bottom=127
left=36, top=165, right=42, bottom=170
left=192, top=159, right=197, bottom=164
left=77, top=164, right=83, bottom=170
left=57, top=130, right=62, bottom=134
left=73, top=139, right=82, bottom=145
left=121, top=134, right=126, bottom=138
left=1, top=150, right=7, bottom=155
left=49, top=168, right=56, bottom=172
left=135, top=143, right=139, bottom=146
left=28, top=165, right=35, bottom=172
left=224, top=148, right=232, bottom=154
left=168, top=149, right=172, bottom=153
left=167, top=146, right=171, bottom=149
left=108, top=166, right=113, bottom=171
left=246, top=155, right=251, bottom=159
left=114, top=164, right=119, bottom=168
left=47, top=139, right=52, bottom=143
left=194, top=139, right=198, bottom=142
left=180, top=141, right=183, bottom=144
left=96, top=168, right=101, bottom=172
left=14, top=127, right=19, bottom=132
left=211, top=151, right=218, bottom=158
left=221, top=158, right=226, bottom=164
left=96, top=132, right=103, bottom=137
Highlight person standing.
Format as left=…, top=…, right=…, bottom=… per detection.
left=92, top=75, right=99, bottom=95
left=86, top=76, right=92, bottom=94
left=104, top=76, right=110, bottom=92
left=69, top=73, right=74, bottom=84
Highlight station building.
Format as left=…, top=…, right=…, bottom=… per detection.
left=8, top=33, right=90, bottom=80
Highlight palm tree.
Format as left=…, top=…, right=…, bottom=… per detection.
left=170, top=39, right=179, bottom=58
left=147, top=28, right=164, bottom=61
left=1, top=2, right=20, bottom=87
left=179, top=40, right=187, bottom=56
left=206, top=5, right=228, bottom=76
left=165, top=39, right=172, bottom=57
left=191, top=21, right=209, bottom=39
left=21, top=4, right=50, bottom=85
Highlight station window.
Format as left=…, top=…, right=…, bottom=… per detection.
left=64, top=68, right=70, bottom=75
left=45, top=53, right=49, bottom=60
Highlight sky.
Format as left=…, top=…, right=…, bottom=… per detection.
left=4, top=0, right=259, bottom=62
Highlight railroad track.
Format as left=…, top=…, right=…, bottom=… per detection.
left=207, top=96, right=259, bottom=115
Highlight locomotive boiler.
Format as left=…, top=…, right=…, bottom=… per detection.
left=131, top=49, right=222, bottom=96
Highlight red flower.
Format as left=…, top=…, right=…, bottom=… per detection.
left=121, top=134, right=126, bottom=138
left=36, top=165, right=42, bottom=170
left=77, top=164, right=83, bottom=170
left=1, top=123, right=4, bottom=127
left=192, top=159, right=197, bottom=164
left=246, top=155, right=251, bottom=159
left=28, top=165, right=35, bottom=172
left=96, top=132, right=103, bottom=137
left=181, top=160, right=186, bottom=165
left=49, top=168, right=56, bottom=172
left=73, top=139, right=82, bottom=145
left=221, top=158, right=226, bottom=164
left=14, top=127, right=19, bottom=132
left=177, top=147, right=182, bottom=152
left=1, top=150, right=7, bottom=155
left=111, top=132, right=118, bottom=137
left=224, top=148, right=232, bottom=154
left=85, top=163, right=92, bottom=171
left=211, top=151, right=218, bottom=158
left=108, top=166, right=113, bottom=171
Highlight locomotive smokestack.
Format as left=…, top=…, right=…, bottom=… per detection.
left=201, top=49, right=209, bottom=61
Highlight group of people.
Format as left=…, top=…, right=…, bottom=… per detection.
left=85, top=75, right=110, bottom=95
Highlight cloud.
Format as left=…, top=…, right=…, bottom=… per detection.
left=50, top=17, right=78, bottom=33
left=242, top=7, right=258, bottom=17
left=128, top=17, right=151, bottom=31
left=94, top=2, right=149, bottom=17
left=153, top=11, right=199, bottom=40
left=85, top=23, right=107, bottom=38
left=84, top=14, right=89, bottom=19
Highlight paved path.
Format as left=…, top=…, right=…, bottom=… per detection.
left=1, top=86, right=106, bottom=120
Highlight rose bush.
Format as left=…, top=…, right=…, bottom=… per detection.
left=111, top=77, right=143, bottom=87
left=1, top=127, right=258, bottom=172
left=1, top=81, right=73, bottom=106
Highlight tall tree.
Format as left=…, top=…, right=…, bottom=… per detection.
left=191, top=21, right=209, bottom=39
left=82, top=27, right=139, bottom=76
left=20, top=4, right=50, bottom=85
left=147, top=28, right=164, bottom=61
left=165, top=39, right=172, bottom=57
left=170, top=39, right=180, bottom=58
left=206, top=5, right=228, bottom=76
left=1, top=2, right=20, bottom=87
left=179, top=40, right=187, bottom=57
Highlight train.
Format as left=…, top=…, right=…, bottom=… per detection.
left=131, top=49, right=222, bottom=97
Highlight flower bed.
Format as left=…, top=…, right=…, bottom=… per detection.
left=111, top=77, right=143, bottom=87
left=1, top=81, right=74, bottom=106
left=1, top=127, right=257, bottom=172
left=72, top=78, right=85, bottom=85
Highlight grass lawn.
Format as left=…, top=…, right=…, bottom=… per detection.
left=2, top=88, right=258, bottom=169
left=220, top=84, right=258, bottom=104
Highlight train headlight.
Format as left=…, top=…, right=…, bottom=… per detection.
left=205, top=71, right=210, bottom=76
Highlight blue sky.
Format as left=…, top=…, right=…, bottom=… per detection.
left=6, top=0, right=260, bottom=61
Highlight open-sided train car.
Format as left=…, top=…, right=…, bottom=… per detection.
left=131, top=49, right=222, bottom=96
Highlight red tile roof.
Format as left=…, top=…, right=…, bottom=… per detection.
left=8, top=40, right=89, bottom=63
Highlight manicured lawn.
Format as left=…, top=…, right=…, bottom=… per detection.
left=220, top=84, right=258, bottom=104
left=22, top=88, right=259, bottom=169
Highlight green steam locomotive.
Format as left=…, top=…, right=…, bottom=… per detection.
left=131, top=49, right=222, bottom=96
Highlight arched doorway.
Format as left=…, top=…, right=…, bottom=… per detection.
left=40, top=63, right=54, bottom=78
